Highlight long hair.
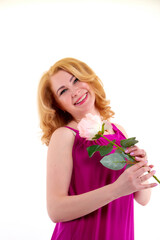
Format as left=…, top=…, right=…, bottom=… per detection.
left=37, top=57, right=115, bottom=146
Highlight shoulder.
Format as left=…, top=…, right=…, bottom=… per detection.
left=47, top=127, right=75, bottom=166
left=113, top=123, right=128, bottom=138
left=49, top=127, right=76, bottom=149
left=52, top=126, right=75, bottom=137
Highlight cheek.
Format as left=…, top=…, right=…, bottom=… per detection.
left=81, top=82, right=89, bottom=87
left=58, top=95, right=72, bottom=109
left=80, top=82, right=92, bottom=92
left=53, top=94, right=67, bottom=110
left=84, top=83, right=95, bottom=97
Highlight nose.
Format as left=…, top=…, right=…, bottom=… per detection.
left=71, top=86, right=80, bottom=97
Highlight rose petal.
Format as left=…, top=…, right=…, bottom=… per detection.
left=77, top=113, right=103, bottom=140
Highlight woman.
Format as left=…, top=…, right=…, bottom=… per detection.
left=37, top=57, right=157, bottom=240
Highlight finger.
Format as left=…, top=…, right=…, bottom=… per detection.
left=129, top=149, right=146, bottom=157
left=140, top=149, right=146, bottom=157
left=125, top=147, right=147, bottom=160
left=125, top=146, right=138, bottom=154
left=147, top=165, right=154, bottom=172
left=135, top=156, right=148, bottom=162
left=129, top=160, right=148, bottom=171
left=148, top=164, right=154, bottom=168
left=135, top=166, right=152, bottom=178
left=140, top=182, right=158, bottom=189
left=140, top=170, right=156, bottom=182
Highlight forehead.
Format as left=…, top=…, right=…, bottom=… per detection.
left=51, top=70, right=73, bottom=82
left=50, top=70, right=73, bottom=87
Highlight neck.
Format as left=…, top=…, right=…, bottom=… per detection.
left=74, top=110, right=101, bottom=124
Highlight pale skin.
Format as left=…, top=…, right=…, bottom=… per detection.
left=47, top=70, right=157, bottom=223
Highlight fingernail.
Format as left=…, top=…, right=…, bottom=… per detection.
left=125, top=149, right=129, bottom=153
left=152, top=170, right=156, bottom=175
left=130, top=152, right=134, bottom=156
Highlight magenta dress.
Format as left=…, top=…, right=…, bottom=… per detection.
left=51, top=124, right=134, bottom=240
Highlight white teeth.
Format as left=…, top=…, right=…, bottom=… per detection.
left=75, top=93, right=87, bottom=105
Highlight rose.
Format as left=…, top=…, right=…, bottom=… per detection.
left=77, top=113, right=160, bottom=184
left=78, top=113, right=113, bottom=140
left=77, top=113, right=102, bottom=140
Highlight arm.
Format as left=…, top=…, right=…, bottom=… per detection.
left=115, top=123, right=153, bottom=206
left=46, top=127, right=118, bottom=223
left=125, top=146, right=154, bottom=205
left=133, top=183, right=152, bottom=206
left=47, top=127, right=156, bottom=223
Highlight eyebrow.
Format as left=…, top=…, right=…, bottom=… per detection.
left=56, top=75, right=74, bottom=94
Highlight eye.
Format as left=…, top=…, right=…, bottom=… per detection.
left=60, top=89, right=67, bottom=96
left=73, top=78, right=79, bottom=84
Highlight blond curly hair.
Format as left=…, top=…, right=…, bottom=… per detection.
left=37, top=57, right=115, bottom=146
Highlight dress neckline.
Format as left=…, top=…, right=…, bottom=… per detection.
left=65, top=123, right=117, bottom=137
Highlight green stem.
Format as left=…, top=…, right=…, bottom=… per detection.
left=102, top=135, right=136, bottom=161
left=101, top=135, right=160, bottom=184
left=153, top=175, right=160, bottom=184
left=101, top=135, right=125, bottom=152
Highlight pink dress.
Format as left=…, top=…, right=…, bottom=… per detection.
left=51, top=124, right=134, bottom=240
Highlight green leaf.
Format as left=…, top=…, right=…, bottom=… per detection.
left=115, top=148, right=124, bottom=154
left=100, top=152, right=126, bottom=170
left=122, top=152, right=135, bottom=162
left=99, top=143, right=113, bottom=156
left=115, top=149, right=134, bottom=161
left=87, top=145, right=101, bottom=157
left=115, top=149, right=137, bottom=169
left=122, top=152, right=137, bottom=165
left=120, top=137, right=139, bottom=148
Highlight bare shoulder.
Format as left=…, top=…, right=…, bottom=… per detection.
left=113, top=123, right=128, bottom=138
left=49, top=127, right=75, bottom=148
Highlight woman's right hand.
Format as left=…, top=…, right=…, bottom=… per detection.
left=113, top=160, right=157, bottom=198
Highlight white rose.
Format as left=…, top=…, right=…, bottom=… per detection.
left=77, top=113, right=103, bottom=140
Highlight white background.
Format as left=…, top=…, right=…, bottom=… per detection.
left=0, top=0, right=160, bottom=239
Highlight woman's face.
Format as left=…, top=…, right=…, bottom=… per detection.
left=50, top=70, right=99, bottom=122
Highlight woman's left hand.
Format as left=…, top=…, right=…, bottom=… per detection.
left=125, top=146, right=153, bottom=169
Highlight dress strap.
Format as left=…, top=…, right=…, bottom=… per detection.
left=111, top=123, right=126, bottom=139
left=64, top=126, right=78, bottom=135
left=111, top=123, right=118, bottom=132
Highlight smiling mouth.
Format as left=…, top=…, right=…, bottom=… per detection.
left=74, top=92, right=88, bottom=105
